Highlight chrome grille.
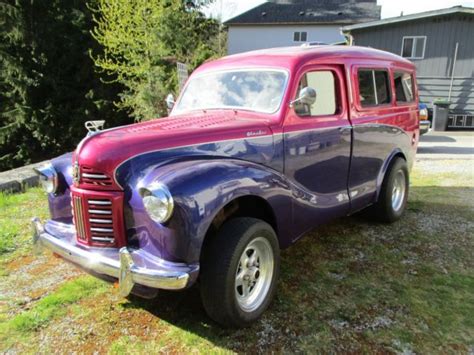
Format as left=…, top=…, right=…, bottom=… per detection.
left=87, top=199, right=115, bottom=244
left=81, top=166, right=113, bottom=187
left=72, top=196, right=87, bottom=241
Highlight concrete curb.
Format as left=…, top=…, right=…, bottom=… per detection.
left=0, top=161, right=48, bottom=193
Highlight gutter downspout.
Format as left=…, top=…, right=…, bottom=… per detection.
left=448, top=42, right=459, bottom=102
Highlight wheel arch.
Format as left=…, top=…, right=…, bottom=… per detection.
left=200, top=194, right=280, bottom=264
left=375, top=149, right=407, bottom=201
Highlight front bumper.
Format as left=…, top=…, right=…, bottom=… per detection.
left=32, top=218, right=198, bottom=297
left=420, top=120, right=431, bottom=135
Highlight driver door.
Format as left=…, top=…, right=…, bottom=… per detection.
left=283, top=65, right=352, bottom=238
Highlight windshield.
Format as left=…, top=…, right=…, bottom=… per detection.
left=173, top=69, right=288, bottom=114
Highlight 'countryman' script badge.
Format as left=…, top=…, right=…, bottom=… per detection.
left=246, top=130, right=266, bottom=137
left=72, top=161, right=80, bottom=186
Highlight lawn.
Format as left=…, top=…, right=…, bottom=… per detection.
left=0, top=161, right=473, bottom=353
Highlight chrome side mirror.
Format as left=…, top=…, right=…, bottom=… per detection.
left=290, top=87, right=317, bottom=107
left=165, top=93, right=175, bottom=110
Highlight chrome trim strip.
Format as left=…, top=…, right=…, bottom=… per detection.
left=91, top=227, right=114, bottom=233
left=32, top=218, right=191, bottom=293
left=91, top=236, right=114, bottom=242
left=82, top=173, right=109, bottom=179
left=89, top=209, right=112, bottom=215
left=88, top=200, right=112, bottom=206
left=90, top=219, right=113, bottom=224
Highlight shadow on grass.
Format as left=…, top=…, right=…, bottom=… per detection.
left=122, top=185, right=474, bottom=352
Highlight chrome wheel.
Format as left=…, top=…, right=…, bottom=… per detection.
left=391, top=170, right=406, bottom=212
left=235, top=237, right=274, bottom=313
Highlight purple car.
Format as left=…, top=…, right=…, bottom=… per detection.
left=33, top=45, right=420, bottom=327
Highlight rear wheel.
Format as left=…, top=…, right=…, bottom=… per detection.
left=367, top=157, right=409, bottom=223
left=200, top=217, right=280, bottom=328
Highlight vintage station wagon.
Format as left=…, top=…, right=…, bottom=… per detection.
left=33, top=45, right=420, bottom=327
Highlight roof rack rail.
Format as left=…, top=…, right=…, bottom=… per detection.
left=301, top=41, right=328, bottom=47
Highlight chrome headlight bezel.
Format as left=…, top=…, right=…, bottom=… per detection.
left=139, top=183, right=174, bottom=224
left=34, top=163, right=59, bottom=194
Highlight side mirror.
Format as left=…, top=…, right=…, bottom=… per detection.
left=165, top=93, right=175, bottom=110
left=290, top=87, right=317, bottom=107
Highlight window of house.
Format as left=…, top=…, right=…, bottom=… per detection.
left=293, top=31, right=308, bottom=42
left=357, top=69, right=391, bottom=107
left=401, top=36, right=426, bottom=59
left=294, top=70, right=337, bottom=116
left=394, top=71, right=414, bottom=103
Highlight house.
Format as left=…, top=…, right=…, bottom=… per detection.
left=224, top=0, right=381, bottom=55
left=343, top=6, right=474, bottom=129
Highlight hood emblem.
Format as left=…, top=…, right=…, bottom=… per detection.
left=72, top=161, right=80, bottom=186
left=85, top=120, right=105, bottom=136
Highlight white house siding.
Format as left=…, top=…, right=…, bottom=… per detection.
left=227, top=25, right=345, bottom=54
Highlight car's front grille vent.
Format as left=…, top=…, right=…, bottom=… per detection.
left=87, top=199, right=115, bottom=244
left=81, top=166, right=113, bottom=187
left=70, top=188, right=126, bottom=248
left=72, top=195, right=87, bottom=242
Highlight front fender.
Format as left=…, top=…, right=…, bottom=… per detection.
left=126, top=159, right=295, bottom=264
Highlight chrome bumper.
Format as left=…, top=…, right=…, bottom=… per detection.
left=32, top=218, right=196, bottom=297
left=420, top=120, right=431, bottom=134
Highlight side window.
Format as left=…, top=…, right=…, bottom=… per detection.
left=401, top=36, right=426, bottom=59
left=394, top=71, right=414, bottom=103
left=357, top=69, right=391, bottom=107
left=294, top=70, right=337, bottom=117
left=293, top=31, right=307, bottom=42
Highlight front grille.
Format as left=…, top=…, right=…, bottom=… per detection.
left=80, top=166, right=114, bottom=188
left=71, top=187, right=126, bottom=247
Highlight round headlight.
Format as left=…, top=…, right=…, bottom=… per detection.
left=139, top=183, right=174, bottom=223
left=34, top=163, right=58, bottom=194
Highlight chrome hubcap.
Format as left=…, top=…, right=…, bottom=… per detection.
left=235, top=237, right=274, bottom=312
left=391, top=170, right=406, bottom=212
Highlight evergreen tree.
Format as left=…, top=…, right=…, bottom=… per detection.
left=0, top=0, right=130, bottom=171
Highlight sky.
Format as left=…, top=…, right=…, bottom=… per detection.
left=204, top=0, right=474, bottom=22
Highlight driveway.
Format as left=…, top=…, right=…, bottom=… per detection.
left=417, top=131, right=474, bottom=160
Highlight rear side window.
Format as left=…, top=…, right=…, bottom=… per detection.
left=394, top=71, right=414, bottom=103
left=357, top=69, right=391, bottom=107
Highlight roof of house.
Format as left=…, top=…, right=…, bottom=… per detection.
left=342, top=5, right=474, bottom=31
left=224, top=0, right=381, bottom=26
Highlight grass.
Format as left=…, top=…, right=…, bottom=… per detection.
left=0, top=162, right=473, bottom=353
left=0, top=188, right=49, bottom=259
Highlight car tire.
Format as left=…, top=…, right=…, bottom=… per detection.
left=367, top=157, right=409, bottom=223
left=200, top=217, right=280, bottom=328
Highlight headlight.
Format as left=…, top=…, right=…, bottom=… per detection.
left=139, top=183, right=174, bottom=223
left=34, top=163, right=58, bottom=194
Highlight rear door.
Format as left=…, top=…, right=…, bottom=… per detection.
left=348, top=64, right=417, bottom=213
left=283, top=65, right=352, bottom=237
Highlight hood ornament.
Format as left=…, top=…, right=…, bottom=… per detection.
left=85, top=120, right=105, bottom=136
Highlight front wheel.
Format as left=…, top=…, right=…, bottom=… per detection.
left=200, top=217, right=280, bottom=328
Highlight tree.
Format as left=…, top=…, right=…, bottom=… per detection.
left=0, top=0, right=130, bottom=171
left=90, top=0, right=221, bottom=121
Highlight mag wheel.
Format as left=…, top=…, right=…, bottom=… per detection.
left=200, top=217, right=280, bottom=328
left=369, top=157, right=409, bottom=223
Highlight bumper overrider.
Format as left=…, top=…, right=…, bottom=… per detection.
left=32, top=218, right=198, bottom=297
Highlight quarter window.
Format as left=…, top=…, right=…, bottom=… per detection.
left=401, top=36, right=426, bottom=59
left=294, top=70, right=337, bottom=117
left=394, top=71, right=414, bottom=103
left=357, top=69, right=391, bottom=107
left=293, top=31, right=307, bottom=42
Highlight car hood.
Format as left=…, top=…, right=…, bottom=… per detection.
left=75, top=110, right=275, bottom=188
